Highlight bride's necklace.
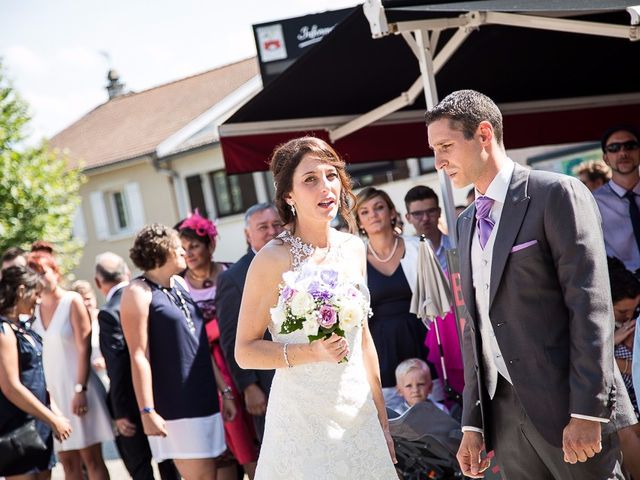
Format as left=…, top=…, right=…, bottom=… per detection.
left=188, top=263, right=215, bottom=288
left=368, top=237, right=399, bottom=263
left=281, top=230, right=333, bottom=269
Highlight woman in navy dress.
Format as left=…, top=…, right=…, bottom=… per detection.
left=0, top=266, right=72, bottom=478
left=121, top=223, right=236, bottom=480
left=355, top=187, right=430, bottom=409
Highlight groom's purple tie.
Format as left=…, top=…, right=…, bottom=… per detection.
left=475, top=195, right=495, bottom=249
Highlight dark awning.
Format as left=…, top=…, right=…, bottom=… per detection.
left=220, top=2, right=640, bottom=174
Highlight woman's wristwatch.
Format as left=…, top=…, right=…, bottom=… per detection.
left=74, top=383, right=87, bottom=393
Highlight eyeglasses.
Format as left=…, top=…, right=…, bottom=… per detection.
left=605, top=140, right=640, bottom=154
left=408, top=208, right=440, bottom=219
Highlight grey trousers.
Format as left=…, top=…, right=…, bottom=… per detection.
left=491, top=377, right=624, bottom=480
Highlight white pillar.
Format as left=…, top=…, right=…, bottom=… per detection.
left=414, top=29, right=458, bottom=247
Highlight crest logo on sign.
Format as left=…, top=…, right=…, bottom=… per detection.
left=256, top=24, right=288, bottom=63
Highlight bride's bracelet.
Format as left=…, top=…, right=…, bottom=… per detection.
left=283, top=343, right=293, bottom=368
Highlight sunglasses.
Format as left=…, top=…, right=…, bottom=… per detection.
left=605, top=140, right=640, bottom=153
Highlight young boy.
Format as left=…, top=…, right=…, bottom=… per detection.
left=394, top=358, right=447, bottom=415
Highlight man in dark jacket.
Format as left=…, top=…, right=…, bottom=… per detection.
left=217, top=203, right=283, bottom=441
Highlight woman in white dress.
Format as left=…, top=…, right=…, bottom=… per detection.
left=236, top=136, right=398, bottom=479
left=28, top=250, right=113, bottom=480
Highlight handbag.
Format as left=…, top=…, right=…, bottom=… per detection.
left=0, top=418, right=47, bottom=471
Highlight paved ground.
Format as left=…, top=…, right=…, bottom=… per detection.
left=51, top=440, right=156, bottom=479
left=50, top=442, right=249, bottom=479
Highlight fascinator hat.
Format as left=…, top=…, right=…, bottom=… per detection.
left=178, top=209, right=218, bottom=244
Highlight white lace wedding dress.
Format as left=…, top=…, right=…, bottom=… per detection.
left=255, top=231, right=398, bottom=479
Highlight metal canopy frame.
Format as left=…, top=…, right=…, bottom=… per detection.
left=342, top=0, right=640, bottom=246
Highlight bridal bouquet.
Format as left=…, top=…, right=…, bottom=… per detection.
left=270, top=266, right=371, bottom=360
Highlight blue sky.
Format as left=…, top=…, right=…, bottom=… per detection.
left=1, top=0, right=357, bottom=142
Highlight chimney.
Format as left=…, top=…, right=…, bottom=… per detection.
left=106, top=69, right=126, bottom=99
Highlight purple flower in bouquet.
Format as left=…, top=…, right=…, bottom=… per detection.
left=318, top=304, right=337, bottom=328
left=320, top=269, right=338, bottom=288
left=281, top=285, right=295, bottom=302
left=309, top=281, right=332, bottom=301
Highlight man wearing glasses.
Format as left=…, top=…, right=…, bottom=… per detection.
left=593, top=125, right=640, bottom=273
left=404, top=185, right=452, bottom=272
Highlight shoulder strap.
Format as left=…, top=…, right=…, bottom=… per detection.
left=278, top=230, right=314, bottom=271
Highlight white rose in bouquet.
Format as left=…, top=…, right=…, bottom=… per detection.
left=338, top=300, right=363, bottom=332
left=290, top=291, right=316, bottom=316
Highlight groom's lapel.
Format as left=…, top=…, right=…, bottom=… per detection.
left=458, top=206, right=477, bottom=325
left=489, top=164, right=531, bottom=309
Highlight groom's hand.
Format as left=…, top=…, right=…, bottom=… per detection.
left=562, top=417, right=602, bottom=463
left=457, top=431, right=490, bottom=478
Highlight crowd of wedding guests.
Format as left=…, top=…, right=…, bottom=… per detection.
left=1, top=123, right=639, bottom=480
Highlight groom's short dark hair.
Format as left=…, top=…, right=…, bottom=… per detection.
left=425, top=89, right=504, bottom=146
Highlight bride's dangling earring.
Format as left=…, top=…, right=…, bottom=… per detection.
left=290, top=204, right=296, bottom=216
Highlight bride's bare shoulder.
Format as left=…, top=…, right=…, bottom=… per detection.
left=249, top=237, right=291, bottom=279
left=335, top=231, right=366, bottom=255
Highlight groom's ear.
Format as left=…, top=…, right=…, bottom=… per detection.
left=477, top=121, right=494, bottom=146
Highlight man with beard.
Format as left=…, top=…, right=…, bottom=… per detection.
left=594, top=125, right=640, bottom=273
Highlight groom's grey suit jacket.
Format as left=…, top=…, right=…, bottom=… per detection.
left=457, top=163, right=628, bottom=450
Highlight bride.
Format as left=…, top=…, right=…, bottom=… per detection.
left=235, top=137, right=398, bottom=478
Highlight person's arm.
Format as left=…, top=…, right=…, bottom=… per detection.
left=545, top=178, right=612, bottom=463
left=235, top=243, right=347, bottom=370
left=121, top=280, right=167, bottom=437
left=69, top=293, right=92, bottom=417
left=210, top=357, right=236, bottom=422
left=0, top=324, right=72, bottom=441
left=354, top=237, right=396, bottom=464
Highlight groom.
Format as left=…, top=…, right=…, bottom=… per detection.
left=425, top=90, right=630, bottom=479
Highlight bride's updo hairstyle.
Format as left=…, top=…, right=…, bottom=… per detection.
left=269, top=136, right=357, bottom=233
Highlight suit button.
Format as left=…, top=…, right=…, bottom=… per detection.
left=484, top=284, right=489, bottom=290
left=482, top=260, right=488, bottom=266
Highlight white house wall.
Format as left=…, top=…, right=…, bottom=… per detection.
left=73, top=159, right=178, bottom=297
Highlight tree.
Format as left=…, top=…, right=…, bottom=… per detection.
left=0, top=60, right=85, bottom=276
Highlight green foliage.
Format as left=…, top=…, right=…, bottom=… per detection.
left=0, top=60, right=85, bottom=276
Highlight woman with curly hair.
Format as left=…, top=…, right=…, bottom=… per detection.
left=121, top=223, right=236, bottom=480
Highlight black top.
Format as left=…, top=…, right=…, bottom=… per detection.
left=367, top=263, right=428, bottom=388
left=0, top=317, right=54, bottom=475
left=141, top=277, right=218, bottom=420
